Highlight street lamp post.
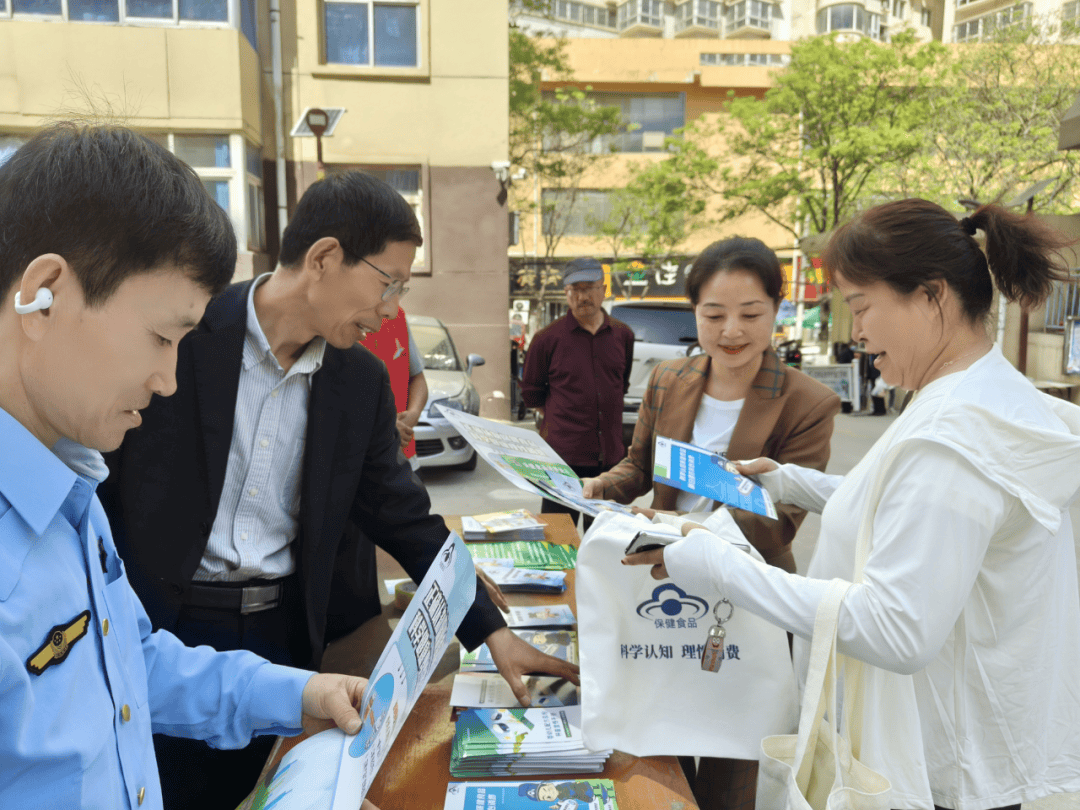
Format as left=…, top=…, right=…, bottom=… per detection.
left=305, top=108, right=329, bottom=180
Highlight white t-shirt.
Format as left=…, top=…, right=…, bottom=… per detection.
left=674, top=394, right=744, bottom=513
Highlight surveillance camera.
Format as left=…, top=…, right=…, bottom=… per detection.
left=491, top=161, right=511, bottom=183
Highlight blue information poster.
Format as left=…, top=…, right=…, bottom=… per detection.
left=652, top=436, right=777, bottom=520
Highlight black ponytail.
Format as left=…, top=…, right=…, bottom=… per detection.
left=825, top=198, right=1073, bottom=322
left=967, top=204, right=1071, bottom=313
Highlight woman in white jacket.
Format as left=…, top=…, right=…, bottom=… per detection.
left=626, top=199, right=1080, bottom=810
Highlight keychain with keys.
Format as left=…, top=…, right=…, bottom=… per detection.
left=700, top=598, right=733, bottom=673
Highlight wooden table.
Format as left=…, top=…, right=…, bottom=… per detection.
left=266, top=513, right=699, bottom=810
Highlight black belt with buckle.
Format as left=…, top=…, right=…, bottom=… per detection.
left=186, top=579, right=287, bottom=615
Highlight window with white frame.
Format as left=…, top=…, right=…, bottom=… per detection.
left=952, top=2, right=1030, bottom=40
left=328, top=166, right=425, bottom=265
left=324, top=0, right=419, bottom=67
left=726, top=0, right=779, bottom=32
left=145, top=133, right=265, bottom=254
left=1064, top=0, right=1080, bottom=30
left=559, top=91, right=685, bottom=154
left=541, top=189, right=614, bottom=236
left=920, top=5, right=931, bottom=24
left=617, top=0, right=662, bottom=30
left=675, top=0, right=721, bottom=31
left=891, top=0, right=904, bottom=16
left=700, top=51, right=789, bottom=65
left=816, top=3, right=882, bottom=37
left=953, top=15, right=981, bottom=37
left=0, top=0, right=255, bottom=45
left=245, top=142, right=265, bottom=251
left=552, top=0, right=616, bottom=28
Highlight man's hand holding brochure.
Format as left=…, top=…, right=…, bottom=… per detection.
left=236, top=533, right=476, bottom=810
left=435, top=407, right=633, bottom=517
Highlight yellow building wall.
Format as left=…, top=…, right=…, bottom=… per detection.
left=513, top=37, right=794, bottom=264
left=0, top=22, right=260, bottom=138
left=286, top=0, right=507, bottom=167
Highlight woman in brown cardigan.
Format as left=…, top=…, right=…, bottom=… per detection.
left=582, top=236, right=840, bottom=810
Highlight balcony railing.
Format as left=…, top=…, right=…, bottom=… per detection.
left=1044, top=276, right=1080, bottom=331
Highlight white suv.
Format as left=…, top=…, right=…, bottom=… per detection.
left=607, top=300, right=699, bottom=447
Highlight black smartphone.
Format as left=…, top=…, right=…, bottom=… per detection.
left=624, top=529, right=681, bottom=556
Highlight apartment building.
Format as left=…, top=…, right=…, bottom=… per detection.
left=508, top=1, right=1080, bottom=392
left=0, top=0, right=515, bottom=417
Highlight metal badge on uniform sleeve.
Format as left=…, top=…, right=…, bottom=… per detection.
left=26, top=611, right=91, bottom=675
left=700, top=599, right=733, bottom=673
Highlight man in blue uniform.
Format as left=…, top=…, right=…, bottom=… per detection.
left=0, top=124, right=371, bottom=809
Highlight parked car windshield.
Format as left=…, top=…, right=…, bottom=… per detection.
left=610, top=304, right=698, bottom=345
left=412, top=323, right=463, bottom=371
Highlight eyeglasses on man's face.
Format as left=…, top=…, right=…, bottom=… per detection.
left=361, top=256, right=410, bottom=301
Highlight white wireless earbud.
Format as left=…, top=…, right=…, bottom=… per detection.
left=14, top=288, right=54, bottom=315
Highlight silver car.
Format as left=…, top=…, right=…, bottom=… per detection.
left=407, top=314, right=485, bottom=471
left=607, top=300, right=699, bottom=446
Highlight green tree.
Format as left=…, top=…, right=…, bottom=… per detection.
left=588, top=161, right=707, bottom=263
left=508, top=28, right=623, bottom=257
left=659, top=32, right=946, bottom=238
left=875, top=18, right=1080, bottom=212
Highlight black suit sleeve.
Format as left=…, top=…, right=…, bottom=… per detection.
left=348, top=369, right=506, bottom=651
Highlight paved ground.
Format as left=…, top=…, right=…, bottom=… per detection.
left=418, top=411, right=1080, bottom=809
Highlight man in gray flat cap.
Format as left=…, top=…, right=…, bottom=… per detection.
left=521, top=258, right=634, bottom=530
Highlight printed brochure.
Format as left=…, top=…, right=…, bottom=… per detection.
left=443, top=779, right=618, bottom=810
left=450, top=672, right=581, bottom=710
left=435, top=408, right=632, bottom=517
left=450, top=705, right=611, bottom=777
left=652, top=436, right=778, bottom=520
left=465, top=540, right=576, bottom=571
left=506, top=604, right=576, bottom=628
left=460, top=629, right=578, bottom=673
left=236, top=533, right=476, bottom=810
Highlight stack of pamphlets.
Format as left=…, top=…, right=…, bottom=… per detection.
left=450, top=673, right=580, bottom=709
left=443, top=778, right=619, bottom=810
left=506, top=604, right=575, bottom=628
left=461, top=509, right=546, bottom=542
left=475, top=558, right=567, bottom=594
left=465, top=540, right=577, bottom=570
left=450, top=706, right=612, bottom=777
left=460, top=629, right=578, bottom=673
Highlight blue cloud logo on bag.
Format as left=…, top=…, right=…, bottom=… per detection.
left=636, top=584, right=709, bottom=623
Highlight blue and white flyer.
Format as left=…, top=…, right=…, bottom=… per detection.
left=652, top=436, right=778, bottom=520
left=237, top=532, right=476, bottom=810
left=435, top=407, right=632, bottom=518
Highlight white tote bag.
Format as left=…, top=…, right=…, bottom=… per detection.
left=757, top=578, right=892, bottom=810
left=577, top=511, right=798, bottom=758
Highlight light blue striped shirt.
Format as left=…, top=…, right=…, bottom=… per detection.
left=195, top=274, right=326, bottom=582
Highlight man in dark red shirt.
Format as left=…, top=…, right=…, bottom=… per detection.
left=521, top=258, right=635, bottom=529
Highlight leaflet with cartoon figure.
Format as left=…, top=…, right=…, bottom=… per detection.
left=236, top=533, right=476, bottom=810
left=443, top=779, right=619, bottom=810
left=652, top=435, right=778, bottom=520
left=435, top=407, right=633, bottom=518
left=450, top=706, right=611, bottom=777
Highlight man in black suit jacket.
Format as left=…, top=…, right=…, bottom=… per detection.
left=101, top=172, right=575, bottom=810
